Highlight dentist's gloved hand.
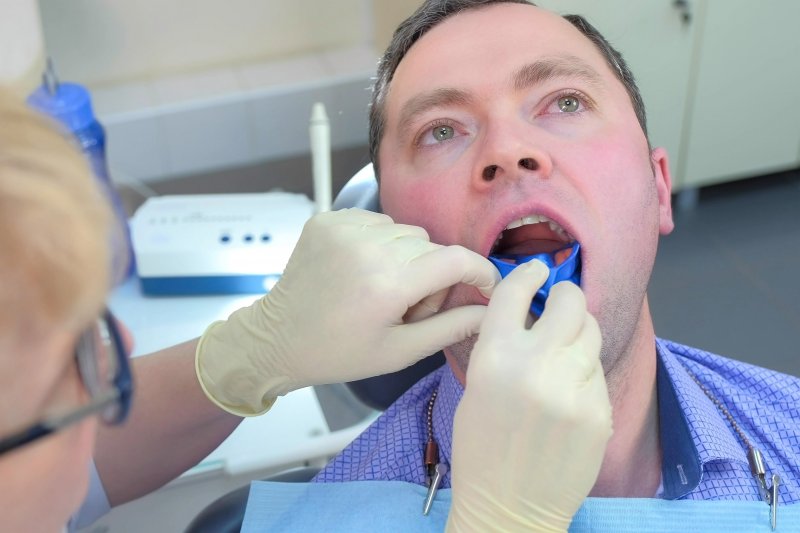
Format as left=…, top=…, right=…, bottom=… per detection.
left=446, top=260, right=612, bottom=533
left=196, top=208, right=500, bottom=416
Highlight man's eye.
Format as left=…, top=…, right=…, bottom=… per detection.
left=557, top=95, right=581, bottom=113
left=432, top=125, right=455, bottom=142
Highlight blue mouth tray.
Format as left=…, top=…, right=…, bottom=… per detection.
left=488, top=243, right=581, bottom=316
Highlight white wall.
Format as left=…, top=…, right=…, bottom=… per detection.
left=0, top=0, right=47, bottom=94
left=38, top=0, right=372, bottom=86
left=14, top=2, right=434, bottom=184
left=371, top=0, right=422, bottom=51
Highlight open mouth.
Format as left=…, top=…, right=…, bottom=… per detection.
left=487, top=213, right=582, bottom=315
left=490, top=214, right=576, bottom=264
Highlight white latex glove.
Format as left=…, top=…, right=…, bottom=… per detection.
left=196, top=208, right=500, bottom=416
left=446, top=260, right=613, bottom=533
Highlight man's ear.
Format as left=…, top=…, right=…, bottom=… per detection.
left=651, top=147, right=674, bottom=235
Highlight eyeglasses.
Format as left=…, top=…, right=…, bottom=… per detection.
left=0, top=309, right=133, bottom=456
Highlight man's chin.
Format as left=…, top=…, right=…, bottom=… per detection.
left=442, top=335, right=476, bottom=385
left=439, top=287, right=485, bottom=385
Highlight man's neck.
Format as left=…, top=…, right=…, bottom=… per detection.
left=446, top=299, right=664, bottom=497
left=590, top=303, right=662, bottom=497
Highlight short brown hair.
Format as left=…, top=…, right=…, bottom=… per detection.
left=368, top=0, right=648, bottom=177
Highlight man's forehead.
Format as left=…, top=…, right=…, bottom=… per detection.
left=389, top=3, right=612, bottom=100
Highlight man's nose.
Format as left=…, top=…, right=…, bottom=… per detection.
left=472, top=122, right=552, bottom=187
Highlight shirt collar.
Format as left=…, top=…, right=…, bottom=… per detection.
left=656, top=338, right=748, bottom=498
left=431, top=366, right=463, bottom=485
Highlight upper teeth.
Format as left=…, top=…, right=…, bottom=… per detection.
left=504, top=214, right=570, bottom=240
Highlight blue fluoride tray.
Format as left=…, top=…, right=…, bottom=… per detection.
left=488, top=243, right=581, bottom=316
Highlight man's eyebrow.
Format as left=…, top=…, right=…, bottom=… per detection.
left=396, top=88, right=474, bottom=138
left=512, top=56, right=604, bottom=92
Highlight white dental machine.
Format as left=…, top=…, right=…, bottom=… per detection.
left=130, top=103, right=332, bottom=296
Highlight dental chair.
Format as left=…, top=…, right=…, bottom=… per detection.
left=183, top=164, right=445, bottom=533
left=328, top=163, right=446, bottom=410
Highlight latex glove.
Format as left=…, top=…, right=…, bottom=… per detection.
left=446, top=260, right=612, bottom=533
left=196, top=208, right=500, bottom=416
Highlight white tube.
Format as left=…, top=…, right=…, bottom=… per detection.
left=309, top=102, right=332, bottom=213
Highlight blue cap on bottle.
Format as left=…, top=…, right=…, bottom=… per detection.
left=27, top=82, right=97, bottom=133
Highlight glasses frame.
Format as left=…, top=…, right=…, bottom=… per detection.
left=0, top=309, right=133, bottom=456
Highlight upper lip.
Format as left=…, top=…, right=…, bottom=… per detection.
left=481, top=203, right=578, bottom=257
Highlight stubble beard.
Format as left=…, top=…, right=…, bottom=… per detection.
left=441, top=274, right=651, bottom=403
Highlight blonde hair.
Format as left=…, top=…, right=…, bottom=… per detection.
left=0, top=88, right=113, bottom=340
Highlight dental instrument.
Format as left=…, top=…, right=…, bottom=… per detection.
left=310, top=102, right=332, bottom=213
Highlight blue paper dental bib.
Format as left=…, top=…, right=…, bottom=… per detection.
left=242, top=481, right=793, bottom=532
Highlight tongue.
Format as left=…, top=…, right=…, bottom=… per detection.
left=494, top=222, right=569, bottom=256
left=498, top=238, right=567, bottom=256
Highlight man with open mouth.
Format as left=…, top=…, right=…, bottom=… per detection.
left=314, top=0, right=800, bottom=529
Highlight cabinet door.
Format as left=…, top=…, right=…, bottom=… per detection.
left=682, top=0, right=800, bottom=187
left=536, top=0, right=697, bottom=190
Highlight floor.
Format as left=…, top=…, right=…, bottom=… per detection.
left=649, top=169, right=800, bottom=377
